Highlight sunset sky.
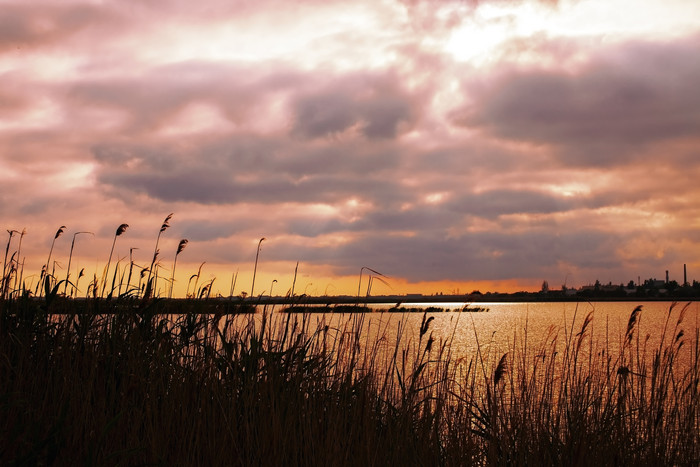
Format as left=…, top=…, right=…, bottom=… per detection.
left=2, top=0, right=700, bottom=298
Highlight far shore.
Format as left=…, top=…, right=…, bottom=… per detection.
left=238, top=292, right=700, bottom=306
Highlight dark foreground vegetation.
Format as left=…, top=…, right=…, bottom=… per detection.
left=1, top=293, right=699, bottom=465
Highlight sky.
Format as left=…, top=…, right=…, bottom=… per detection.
left=2, top=0, right=700, bottom=298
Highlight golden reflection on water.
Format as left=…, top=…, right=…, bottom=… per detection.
left=262, top=301, right=700, bottom=373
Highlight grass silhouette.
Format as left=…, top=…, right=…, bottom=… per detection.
left=0, top=220, right=698, bottom=464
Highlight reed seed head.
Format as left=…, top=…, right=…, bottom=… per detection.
left=160, top=213, right=174, bottom=233
left=626, top=305, right=642, bottom=343
left=494, top=353, right=508, bottom=385
left=177, top=239, right=189, bottom=255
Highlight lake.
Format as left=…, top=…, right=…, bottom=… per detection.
left=262, top=300, right=700, bottom=371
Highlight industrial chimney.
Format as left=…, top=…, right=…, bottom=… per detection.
left=684, top=264, right=688, bottom=286
left=666, top=270, right=669, bottom=284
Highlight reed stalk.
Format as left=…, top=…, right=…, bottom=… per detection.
left=250, top=237, right=265, bottom=298
left=0, top=302, right=698, bottom=465
left=38, top=225, right=65, bottom=297
left=101, top=224, right=128, bottom=298
left=13, top=229, right=26, bottom=296
left=169, top=239, right=188, bottom=299
left=2, top=230, right=18, bottom=299
left=64, top=231, right=93, bottom=296
left=145, top=213, right=172, bottom=299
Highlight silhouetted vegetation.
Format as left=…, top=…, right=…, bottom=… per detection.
left=1, top=222, right=699, bottom=464
left=1, top=290, right=699, bottom=465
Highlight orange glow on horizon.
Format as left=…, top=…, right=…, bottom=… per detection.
left=165, top=260, right=541, bottom=299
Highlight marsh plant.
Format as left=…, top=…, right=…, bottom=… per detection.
left=0, top=219, right=699, bottom=464
left=1, top=292, right=699, bottom=465
left=3, top=217, right=259, bottom=302
left=100, top=223, right=129, bottom=299
left=168, top=238, right=188, bottom=299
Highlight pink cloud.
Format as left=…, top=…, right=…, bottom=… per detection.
left=2, top=0, right=700, bottom=294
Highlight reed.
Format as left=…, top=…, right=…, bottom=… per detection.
left=100, top=223, right=128, bottom=299
left=145, top=213, right=172, bottom=299
left=251, top=237, right=265, bottom=297
left=2, top=229, right=19, bottom=299
left=169, top=239, right=188, bottom=299
left=0, top=220, right=698, bottom=464
left=13, top=228, right=26, bottom=295
left=0, top=297, right=698, bottom=465
left=63, top=231, right=92, bottom=297
left=39, top=226, right=66, bottom=297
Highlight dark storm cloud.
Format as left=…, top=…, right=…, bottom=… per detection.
left=0, top=3, right=105, bottom=51
left=292, top=92, right=356, bottom=138
left=408, top=143, right=530, bottom=173
left=449, top=189, right=574, bottom=218
left=68, top=62, right=421, bottom=142
left=291, top=74, right=418, bottom=139
left=454, top=35, right=700, bottom=166
left=274, top=142, right=402, bottom=177
left=285, top=204, right=456, bottom=237
left=363, top=206, right=456, bottom=232
left=99, top=170, right=403, bottom=205
left=92, top=138, right=411, bottom=206
left=264, top=226, right=619, bottom=282
left=67, top=61, right=297, bottom=131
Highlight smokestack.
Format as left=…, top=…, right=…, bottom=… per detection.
left=666, top=270, right=669, bottom=284
left=684, top=264, right=688, bottom=286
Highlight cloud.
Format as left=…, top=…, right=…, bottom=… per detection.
left=67, top=62, right=288, bottom=132
left=0, top=3, right=105, bottom=51
left=291, top=72, right=419, bottom=140
left=453, top=35, right=700, bottom=166
left=262, top=226, right=621, bottom=283
left=3, top=0, right=700, bottom=293
left=91, top=135, right=411, bottom=207
left=449, top=189, right=575, bottom=218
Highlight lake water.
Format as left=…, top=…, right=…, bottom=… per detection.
left=266, top=301, right=700, bottom=370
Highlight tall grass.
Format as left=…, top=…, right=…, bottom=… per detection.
left=37, top=225, right=66, bottom=298
left=63, top=231, right=92, bottom=297
left=250, top=237, right=265, bottom=297
left=169, top=239, right=188, bottom=299
left=0, top=295, right=698, bottom=465
left=100, top=223, right=129, bottom=299
left=0, top=219, right=698, bottom=464
left=145, top=213, right=173, bottom=300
